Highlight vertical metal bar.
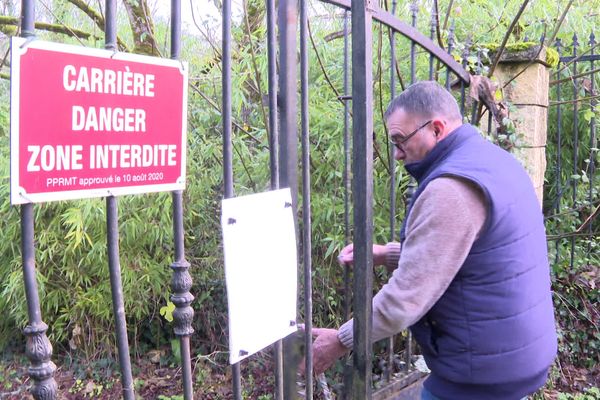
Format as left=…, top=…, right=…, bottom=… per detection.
left=587, top=33, right=596, bottom=255
left=570, top=34, right=579, bottom=270
left=389, top=0, right=397, bottom=236
left=300, top=0, right=313, bottom=397
left=267, top=0, right=279, bottom=190
left=267, top=0, right=283, bottom=396
left=170, top=196, right=194, bottom=400
left=342, top=11, right=353, bottom=399
left=274, top=339, right=284, bottom=400
left=445, top=22, right=455, bottom=90
left=410, top=1, right=418, bottom=83
left=170, top=0, right=181, bottom=58
left=222, top=0, right=233, bottom=201
left=106, top=198, right=135, bottom=400
left=470, top=50, right=481, bottom=123
left=19, top=2, right=58, bottom=399
left=343, top=10, right=352, bottom=325
left=460, top=41, right=469, bottom=116
left=554, top=39, right=563, bottom=266
left=278, top=0, right=298, bottom=198
left=170, top=2, right=194, bottom=399
left=21, top=0, right=34, bottom=37
left=278, top=0, right=300, bottom=397
left=222, top=0, right=241, bottom=397
left=429, top=6, right=436, bottom=80
left=404, top=0, right=420, bottom=373
left=104, top=2, right=135, bottom=399
left=351, top=0, right=373, bottom=396
left=21, top=204, right=58, bottom=400
left=385, top=0, right=398, bottom=384
left=104, top=0, right=116, bottom=47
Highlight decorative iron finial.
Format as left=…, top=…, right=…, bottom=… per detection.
left=430, top=4, right=437, bottom=39
left=554, top=37, right=562, bottom=52
left=410, top=0, right=419, bottom=26
left=590, top=32, right=597, bottom=46
left=430, top=2, right=438, bottom=21
left=410, top=0, right=418, bottom=13
left=447, top=20, right=455, bottom=51
left=572, top=33, right=579, bottom=48
left=462, top=37, right=471, bottom=57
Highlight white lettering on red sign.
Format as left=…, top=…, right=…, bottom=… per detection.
left=62, top=65, right=155, bottom=97
left=27, top=145, right=83, bottom=171
left=72, top=106, right=146, bottom=132
left=90, top=144, right=176, bottom=169
left=26, top=144, right=176, bottom=172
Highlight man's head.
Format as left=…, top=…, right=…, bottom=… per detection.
left=384, top=81, right=463, bottom=164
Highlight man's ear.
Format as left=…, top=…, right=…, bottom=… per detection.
left=431, top=119, right=445, bottom=137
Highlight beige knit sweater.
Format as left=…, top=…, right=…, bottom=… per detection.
left=338, top=176, right=487, bottom=348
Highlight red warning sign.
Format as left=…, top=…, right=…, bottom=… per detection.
left=10, top=38, right=188, bottom=204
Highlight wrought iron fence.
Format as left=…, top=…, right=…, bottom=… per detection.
left=17, top=0, right=598, bottom=399
left=15, top=1, right=194, bottom=399
left=546, top=34, right=599, bottom=271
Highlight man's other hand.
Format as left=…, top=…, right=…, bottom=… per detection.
left=300, top=327, right=349, bottom=376
left=338, top=243, right=388, bottom=267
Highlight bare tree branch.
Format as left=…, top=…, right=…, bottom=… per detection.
left=123, top=0, right=160, bottom=56
left=549, top=94, right=600, bottom=107
left=0, top=15, right=101, bottom=41
left=307, top=20, right=342, bottom=102
left=67, top=0, right=104, bottom=27
left=547, top=0, right=575, bottom=46
left=188, top=82, right=264, bottom=146
left=550, top=67, right=600, bottom=86
left=488, top=0, right=531, bottom=78
left=441, top=0, right=454, bottom=33
left=242, top=0, right=269, bottom=138
left=65, top=0, right=129, bottom=51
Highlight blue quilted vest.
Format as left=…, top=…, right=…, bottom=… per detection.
left=400, top=124, right=557, bottom=399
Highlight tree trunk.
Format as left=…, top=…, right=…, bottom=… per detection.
left=123, top=0, right=160, bottom=56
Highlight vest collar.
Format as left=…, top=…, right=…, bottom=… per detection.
left=404, top=123, right=476, bottom=182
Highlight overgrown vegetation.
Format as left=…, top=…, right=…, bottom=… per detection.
left=0, top=0, right=598, bottom=397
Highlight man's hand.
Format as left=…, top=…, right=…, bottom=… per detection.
left=300, top=328, right=349, bottom=375
left=338, top=243, right=388, bottom=267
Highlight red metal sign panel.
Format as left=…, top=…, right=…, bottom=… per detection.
left=10, top=38, right=188, bottom=204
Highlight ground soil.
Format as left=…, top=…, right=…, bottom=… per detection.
left=1, top=349, right=598, bottom=399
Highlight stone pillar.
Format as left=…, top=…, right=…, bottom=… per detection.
left=492, top=45, right=551, bottom=206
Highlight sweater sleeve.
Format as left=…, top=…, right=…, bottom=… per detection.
left=338, top=177, right=486, bottom=348
left=384, top=242, right=402, bottom=272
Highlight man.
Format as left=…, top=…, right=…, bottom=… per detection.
left=310, top=81, right=557, bottom=400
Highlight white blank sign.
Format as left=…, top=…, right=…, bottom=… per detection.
left=221, top=188, right=298, bottom=365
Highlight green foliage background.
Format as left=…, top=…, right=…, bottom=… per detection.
left=0, top=0, right=598, bottom=382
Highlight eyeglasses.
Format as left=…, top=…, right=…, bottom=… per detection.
left=389, top=120, right=432, bottom=149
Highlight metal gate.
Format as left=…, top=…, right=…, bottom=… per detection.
left=220, top=0, right=478, bottom=398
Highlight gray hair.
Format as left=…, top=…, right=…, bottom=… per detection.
left=384, top=81, right=462, bottom=122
